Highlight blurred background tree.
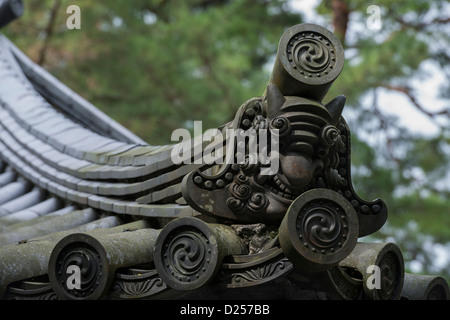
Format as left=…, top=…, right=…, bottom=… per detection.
left=2, top=0, right=449, bottom=280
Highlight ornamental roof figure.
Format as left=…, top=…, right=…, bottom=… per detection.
left=0, top=2, right=447, bottom=301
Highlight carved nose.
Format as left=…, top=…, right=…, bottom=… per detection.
left=279, top=153, right=315, bottom=192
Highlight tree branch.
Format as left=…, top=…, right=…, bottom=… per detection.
left=379, top=84, right=450, bottom=119
left=394, top=16, right=450, bottom=31
left=331, top=0, right=349, bottom=44
left=38, top=0, right=61, bottom=66
left=371, top=89, right=402, bottom=165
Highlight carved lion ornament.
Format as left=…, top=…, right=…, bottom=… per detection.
left=182, top=82, right=349, bottom=224
left=182, top=24, right=387, bottom=242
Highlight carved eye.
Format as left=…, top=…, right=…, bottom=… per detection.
left=320, top=125, right=340, bottom=146
left=252, top=101, right=263, bottom=114
left=269, top=117, right=291, bottom=136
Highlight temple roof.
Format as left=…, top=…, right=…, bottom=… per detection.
left=0, top=32, right=209, bottom=299
left=0, top=34, right=203, bottom=222
left=0, top=14, right=448, bottom=300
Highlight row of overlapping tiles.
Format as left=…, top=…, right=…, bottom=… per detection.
left=0, top=160, right=116, bottom=244
left=0, top=34, right=217, bottom=298
left=0, top=158, right=135, bottom=296
left=0, top=35, right=204, bottom=218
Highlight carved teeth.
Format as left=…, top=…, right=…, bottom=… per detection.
left=267, top=175, right=296, bottom=199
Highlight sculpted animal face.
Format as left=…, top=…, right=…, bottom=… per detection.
left=182, top=83, right=347, bottom=224
left=236, top=84, right=346, bottom=222
left=181, top=40, right=386, bottom=231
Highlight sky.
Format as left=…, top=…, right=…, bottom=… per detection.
left=288, top=0, right=448, bottom=137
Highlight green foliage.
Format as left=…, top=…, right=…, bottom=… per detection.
left=388, top=193, right=450, bottom=240
left=2, top=0, right=449, bottom=278
left=317, top=0, right=450, bottom=278
left=350, top=134, right=397, bottom=202
left=4, top=0, right=301, bottom=144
